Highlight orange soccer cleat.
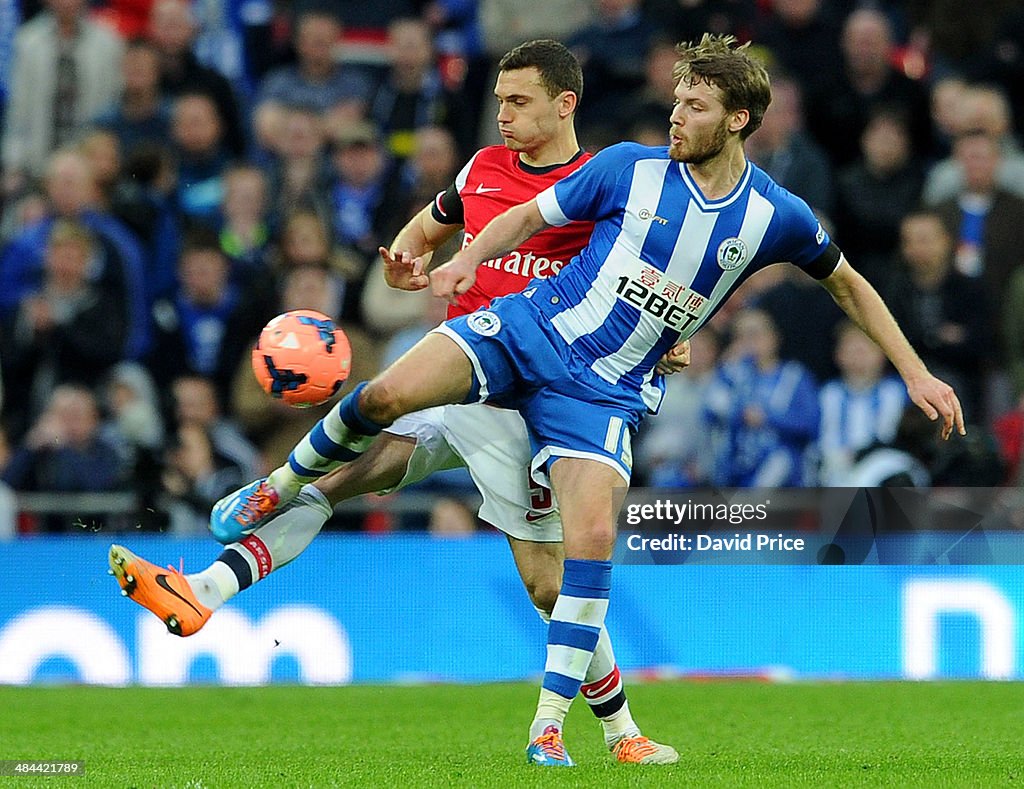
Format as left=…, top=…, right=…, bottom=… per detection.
left=611, top=735, right=680, bottom=765
left=108, top=544, right=211, bottom=636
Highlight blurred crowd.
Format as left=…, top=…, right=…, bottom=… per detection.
left=0, top=0, right=1022, bottom=536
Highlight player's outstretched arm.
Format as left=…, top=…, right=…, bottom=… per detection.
left=431, top=199, right=550, bottom=303
left=380, top=205, right=462, bottom=291
left=820, top=257, right=966, bottom=439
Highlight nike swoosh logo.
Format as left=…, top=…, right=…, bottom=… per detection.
left=525, top=511, right=550, bottom=523
left=475, top=184, right=501, bottom=193
left=155, top=574, right=203, bottom=616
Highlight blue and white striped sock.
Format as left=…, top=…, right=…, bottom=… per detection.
left=271, top=382, right=387, bottom=496
left=534, top=558, right=612, bottom=729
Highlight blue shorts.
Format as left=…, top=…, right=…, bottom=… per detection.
left=431, top=294, right=642, bottom=483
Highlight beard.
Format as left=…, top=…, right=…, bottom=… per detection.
left=668, top=117, right=730, bottom=165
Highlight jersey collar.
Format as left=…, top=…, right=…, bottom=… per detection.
left=517, top=149, right=587, bottom=175
left=677, top=159, right=752, bottom=211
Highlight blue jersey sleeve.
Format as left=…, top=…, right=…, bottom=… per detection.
left=770, top=188, right=838, bottom=279
left=536, top=143, right=645, bottom=227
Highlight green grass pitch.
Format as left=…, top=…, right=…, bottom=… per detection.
left=1, top=682, right=1021, bottom=788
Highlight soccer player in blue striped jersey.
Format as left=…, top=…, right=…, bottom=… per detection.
left=213, top=34, right=965, bottom=765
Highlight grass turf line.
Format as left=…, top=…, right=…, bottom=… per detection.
left=1, top=682, right=1021, bottom=788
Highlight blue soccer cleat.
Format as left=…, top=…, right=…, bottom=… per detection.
left=526, top=725, right=574, bottom=767
left=210, top=479, right=283, bottom=544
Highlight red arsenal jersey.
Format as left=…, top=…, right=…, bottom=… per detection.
left=431, top=145, right=594, bottom=318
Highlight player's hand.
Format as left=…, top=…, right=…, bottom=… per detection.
left=906, top=373, right=966, bottom=440
left=379, top=246, right=430, bottom=291
left=655, top=340, right=691, bottom=375
left=431, top=252, right=479, bottom=305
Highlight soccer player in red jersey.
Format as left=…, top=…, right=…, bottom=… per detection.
left=110, top=40, right=682, bottom=765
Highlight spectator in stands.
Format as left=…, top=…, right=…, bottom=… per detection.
left=161, top=421, right=247, bottom=534
left=272, top=209, right=364, bottom=323
left=753, top=0, right=842, bottom=99
left=753, top=265, right=843, bottom=384
left=619, top=37, right=683, bottom=139
left=148, top=0, right=245, bottom=157
left=566, top=0, right=657, bottom=139
left=807, top=8, right=931, bottom=167
left=883, top=210, right=991, bottom=422
left=170, top=91, right=232, bottom=225
left=839, top=404, right=935, bottom=487
left=2, top=0, right=124, bottom=192
left=926, top=74, right=968, bottom=161
left=2, top=220, right=128, bottom=434
left=386, top=125, right=460, bottom=240
left=370, top=17, right=471, bottom=164
left=327, top=120, right=400, bottom=267
left=219, top=164, right=272, bottom=277
left=170, top=373, right=260, bottom=482
left=704, top=308, right=819, bottom=487
left=0, top=147, right=149, bottom=359
left=745, top=73, right=834, bottom=217
left=100, top=361, right=165, bottom=507
left=3, top=384, right=126, bottom=531
left=834, top=106, right=924, bottom=289
left=923, top=85, right=1024, bottom=205
left=262, top=103, right=334, bottom=231
left=817, top=321, right=909, bottom=485
left=107, top=143, right=180, bottom=306
left=78, top=129, right=123, bottom=211
left=933, top=130, right=1024, bottom=304
left=93, top=38, right=171, bottom=159
left=254, top=9, right=374, bottom=150
left=644, top=0, right=754, bottom=47
left=147, top=228, right=255, bottom=404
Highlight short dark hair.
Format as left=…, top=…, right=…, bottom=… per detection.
left=498, top=39, right=583, bottom=103
left=674, top=34, right=772, bottom=140
left=180, top=225, right=223, bottom=259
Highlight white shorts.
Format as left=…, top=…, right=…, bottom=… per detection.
left=381, top=404, right=563, bottom=542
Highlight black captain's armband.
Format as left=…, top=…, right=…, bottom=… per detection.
left=804, top=241, right=842, bottom=280
left=430, top=184, right=465, bottom=225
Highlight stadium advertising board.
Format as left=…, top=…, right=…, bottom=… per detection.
left=1, top=535, right=1023, bottom=685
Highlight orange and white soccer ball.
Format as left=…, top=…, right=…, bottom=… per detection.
left=252, top=310, right=352, bottom=407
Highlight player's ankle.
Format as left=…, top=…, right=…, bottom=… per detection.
left=266, top=466, right=304, bottom=500
left=600, top=700, right=640, bottom=746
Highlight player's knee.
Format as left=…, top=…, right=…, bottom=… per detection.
left=360, top=379, right=405, bottom=424
left=566, top=521, right=616, bottom=560
left=526, top=578, right=560, bottom=615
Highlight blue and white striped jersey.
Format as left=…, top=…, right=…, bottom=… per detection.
left=533, top=142, right=839, bottom=412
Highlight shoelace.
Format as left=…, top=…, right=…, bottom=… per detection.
left=614, top=736, right=658, bottom=762
left=533, top=733, right=568, bottom=761
left=234, top=485, right=277, bottom=525
left=160, top=558, right=187, bottom=580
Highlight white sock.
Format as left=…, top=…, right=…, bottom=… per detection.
left=530, top=689, right=573, bottom=740
left=534, top=605, right=638, bottom=743
left=188, top=485, right=333, bottom=608
left=279, top=386, right=383, bottom=498
left=186, top=561, right=236, bottom=611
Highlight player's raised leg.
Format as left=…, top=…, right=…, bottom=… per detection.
left=115, top=433, right=425, bottom=634
left=509, top=536, right=678, bottom=764
left=212, top=333, right=474, bottom=539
